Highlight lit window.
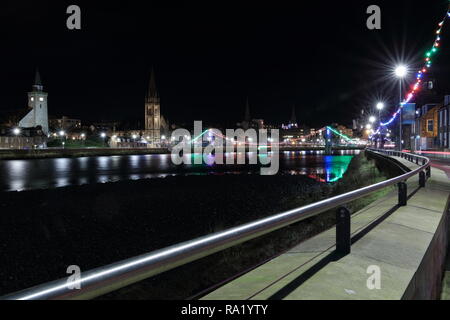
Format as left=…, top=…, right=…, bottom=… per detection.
left=427, top=119, right=434, bottom=132
left=39, top=97, right=44, bottom=102
left=30, top=97, right=34, bottom=101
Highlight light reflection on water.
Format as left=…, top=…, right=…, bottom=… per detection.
left=0, top=150, right=360, bottom=192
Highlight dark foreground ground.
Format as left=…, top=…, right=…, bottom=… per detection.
left=0, top=152, right=400, bottom=298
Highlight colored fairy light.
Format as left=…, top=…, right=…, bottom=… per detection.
left=371, top=9, right=450, bottom=139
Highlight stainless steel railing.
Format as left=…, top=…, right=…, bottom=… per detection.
left=1, top=149, right=431, bottom=300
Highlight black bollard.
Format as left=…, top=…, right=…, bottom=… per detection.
left=398, top=182, right=407, bottom=206
left=419, top=171, right=426, bottom=188
left=336, top=207, right=351, bottom=255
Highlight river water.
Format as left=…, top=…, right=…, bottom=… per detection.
left=0, top=150, right=360, bottom=192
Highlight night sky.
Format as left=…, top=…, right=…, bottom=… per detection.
left=1, top=0, right=450, bottom=128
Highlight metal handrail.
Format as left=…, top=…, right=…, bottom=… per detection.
left=1, top=149, right=431, bottom=300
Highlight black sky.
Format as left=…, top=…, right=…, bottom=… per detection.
left=1, top=0, right=450, bottom=128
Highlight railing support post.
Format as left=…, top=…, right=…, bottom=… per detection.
left=416, top=157, right=419, bottom=165
left=336, top=207, right=351, bottom=255
left=398, top=182, right=407, bottom=206
left=419, top=171, right=426, bottom=188
left=426, top=166, right=431, bottom=178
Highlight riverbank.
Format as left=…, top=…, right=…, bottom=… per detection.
left=0, top=152, right=400, bottom=298
left=0, top=147, right=170, bottom=160
left=0, top=146, right=365, bottom=160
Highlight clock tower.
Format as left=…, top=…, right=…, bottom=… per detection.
left=19, top=69, right=49, bottom=135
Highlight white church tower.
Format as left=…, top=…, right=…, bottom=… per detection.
left=19, top=69, right=49, bottom=135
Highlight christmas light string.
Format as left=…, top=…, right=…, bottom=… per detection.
left=372, top=7, right=450, bottom=137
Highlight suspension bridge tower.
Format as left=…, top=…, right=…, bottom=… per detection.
left=325, top=127, right=332, bottom=154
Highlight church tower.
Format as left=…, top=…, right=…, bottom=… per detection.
left=19, top=69, right=49, bottom=135
left=145, top=68, right=161, bottom=145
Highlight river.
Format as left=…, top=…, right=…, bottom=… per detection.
left=0, top=150, right=360, bottom=192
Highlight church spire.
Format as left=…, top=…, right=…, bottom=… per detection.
left=147, top=67, right=158, bottom=100
left=290, top=105, right=297, bottom=125
left=32, top=68, right=43, bottom=91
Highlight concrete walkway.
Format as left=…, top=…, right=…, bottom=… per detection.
left=202, top=155, right=450, bottom=300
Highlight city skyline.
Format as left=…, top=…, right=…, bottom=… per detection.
left=2, top=1, right=450, bottom=304
left=2, top=1, right=450, bottom=128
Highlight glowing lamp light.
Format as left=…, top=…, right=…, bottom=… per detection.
left=59, top=130, right=65, bottom=136
left=100, top=133, right=106, bottom=138
left=369, top=116, right=376, bottom=123
left=376, top=102, right=384, bottom=110
left=395, top=65, right=408, bottom=78
left=13, top=128, right=21, bottom=135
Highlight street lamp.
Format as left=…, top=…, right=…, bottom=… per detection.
left=376, top=103, right=384, bottom=125
left=13, top=128, right=21, bottom=136
left=100, top=132, right=106, bottom=147
left=80, top=133, right=86, bottom=147
left=395, top=65, right=408, bottom=78
left=395, top=64, right=408, bottom=150
left=375, top=102, right=384, bottom=148
left=369, top=116, right=376, bottom=124
left=59, top=130, right=66, bottom=148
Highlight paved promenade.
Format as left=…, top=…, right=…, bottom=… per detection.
left=203, top=155, right=450, bottom=300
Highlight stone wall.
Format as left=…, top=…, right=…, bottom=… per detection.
left=0, top=136, right=47, bottom=149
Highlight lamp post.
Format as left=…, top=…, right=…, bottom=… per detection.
left=59, top=130, right=65, bottom=148
left=376, top=102, right=384, bottom=148
left=376, top=102, right=384, bottom=125
left=395, top=65, right=408, bottom=150
left=101, top=132, right=106, bottom=147
left=81, top=133, right=85, bottom=148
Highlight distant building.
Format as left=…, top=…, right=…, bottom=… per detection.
left=19, top=70, right=49, bottom=135
left=437, top=95, right=450, bottom=150
left=282, top=105, right=299, bottom=130
left=50, top=116, right=81, bottom=131
left=238, top=98, right=265, bottom=130
left=412, top=103, right=439, bottom=150
left=336, top=125, right=353, bottom=138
